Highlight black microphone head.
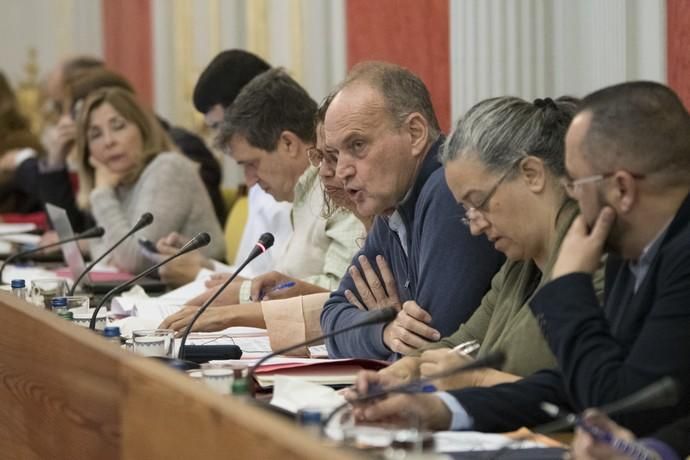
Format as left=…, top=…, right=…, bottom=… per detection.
left=134, top=212, right=154, bottom=231
left=367, top=306, right=398, bottom=324
left=80, top=226, right=106, bottom=239
left=257, top=232, right=274, bottom=252
left=181, top=232, right=211, bottom=253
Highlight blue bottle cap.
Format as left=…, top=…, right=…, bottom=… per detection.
left=51, top=297, right=68, bottom=307
left=11, top=279, right=26, bottom=288
left=297, top=408, right=323, bottom=426
left=103, top=326, right=121, bottom=338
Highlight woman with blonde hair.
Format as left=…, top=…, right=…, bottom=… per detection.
left=75, top=87, right=224, bottom=273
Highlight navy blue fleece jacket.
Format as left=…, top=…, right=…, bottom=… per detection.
left=321, top=138, right=505, bottom=360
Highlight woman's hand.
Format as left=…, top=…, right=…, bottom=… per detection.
left=159, top=305, right=235, bottom=335
left=89, top=155, right=124, bottom=189
left=419, top=348, right=479, bottom=391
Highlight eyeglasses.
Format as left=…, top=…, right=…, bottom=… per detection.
left=561, top=171, right=646, bottom=196
left=461, top=160, right=521, bottom=227
left=307, top=146, right=338, bottom=169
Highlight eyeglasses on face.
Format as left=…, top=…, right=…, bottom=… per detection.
left=307, top=146, right=338, bottom=169
left=561, top=170, right=646, bottom=196
left=460, top=158, right=522, bottom=227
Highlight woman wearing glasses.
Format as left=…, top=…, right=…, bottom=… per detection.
left=359, top=95, right=605, bottom=392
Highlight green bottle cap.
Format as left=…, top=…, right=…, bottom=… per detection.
left=231, top=377, right=250, bottom=395
left=57, top=310, right=73, bottom=321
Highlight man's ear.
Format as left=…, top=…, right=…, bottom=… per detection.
left=278, top=130, right=300, bottom=158
left=611, top=171, right=638, bottom=214
left=406, top=112, right=430, bottom=157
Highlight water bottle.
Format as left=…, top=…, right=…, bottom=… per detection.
left=11, top=279, right=27, bottom=300
left=103, top=326, right=122, bottom=346
left=51, top=297, right=68, bottom=315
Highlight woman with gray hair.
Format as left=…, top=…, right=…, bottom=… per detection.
left=357, top=95, right=604, bottom=394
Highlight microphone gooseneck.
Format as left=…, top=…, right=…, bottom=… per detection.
left=247, top=306, right=399, bottom=394
left=88, top=232, right=210, bottom=330
left=177, top=232, right=274, bottom=360
left=68, top=213, right=153, bottom=295
left=534, top=376, right=681, bottom=435
left=0, top=226, right=105, bottom=283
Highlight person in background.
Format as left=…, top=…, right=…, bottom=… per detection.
left=366, top=95, right=604, bottom=391
left=158, top=69, right=363, bottom=307
left=0, top=71, right=44, bottom=216
left=571, top=409, right=689, bottom=460
left=75, top=87, right=224, bottom=273
left=4, top=59, right=226, bottom=230
left=160, top=96, right=390, bottom=353
left=186, top=49, right=293, bottom=276
left=347, top=81, right=690, bottom=437
left=320, top=61, right=504, bottom=361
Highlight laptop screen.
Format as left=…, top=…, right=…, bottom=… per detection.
left=45, top=203, right=89, bottom=282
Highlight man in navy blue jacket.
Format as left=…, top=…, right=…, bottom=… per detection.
left=321, top=62, right=504, bottom=360
left=348, top=81, right=690, bottom=437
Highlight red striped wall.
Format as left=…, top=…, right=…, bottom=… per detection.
left=101, top=0, right=153, bottom=107
left=345, top=0, right=451, bottom=132
left=667, top=0, right=690, bottom=108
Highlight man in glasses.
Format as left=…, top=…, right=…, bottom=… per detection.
left=347, top=81, right=690, bottom=437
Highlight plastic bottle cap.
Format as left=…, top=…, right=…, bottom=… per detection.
left=11, top=279, right=26, bottom=288
left=51, top=297, right=68, bottom=307
left=103, top=326, right=121, bottom=337
left=57, top=310, right=74, bottom=320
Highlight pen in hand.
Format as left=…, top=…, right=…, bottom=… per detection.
left=258, top=281, right=296, bottom=300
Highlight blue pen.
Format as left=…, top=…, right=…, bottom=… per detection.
left=258, top=281, right=296, bottom=300
left=578, top=420, right=658, bottom=460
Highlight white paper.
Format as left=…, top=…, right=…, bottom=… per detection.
left=1, top=266, right=69, bottom=285
left=270, top=376, right=345, bottom=413
left=0, top=233, right=42, bottom=245
left=432, top=431, right=545, bottom=452
left=157, top=268, right=216, bottom=302
left=0, top=223, right=36, bottom=235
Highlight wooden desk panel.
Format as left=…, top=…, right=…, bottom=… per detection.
left=0, top=292, right=358, bottom=460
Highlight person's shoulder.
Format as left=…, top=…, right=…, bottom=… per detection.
left=142, top=151, right=196, bottom=178
left=417, top=168, right=452, bottom=207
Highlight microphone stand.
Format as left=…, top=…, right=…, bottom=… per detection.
left=177, top=233, right=275, bottom=360
left=89, top=233, right=210, bottom=330
left=68, top=212, right=153, bottom=295
left=0, top=226, right=104, bottom=283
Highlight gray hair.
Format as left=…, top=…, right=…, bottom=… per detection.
left=337, top=61, right=441, bottom=139
left=441, top=96, right=579, bottom=177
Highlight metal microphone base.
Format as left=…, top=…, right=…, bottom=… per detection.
left=151, top=356, right=200, bottom=371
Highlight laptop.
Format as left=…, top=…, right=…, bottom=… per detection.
left=46, top=204, right=165, bottom=294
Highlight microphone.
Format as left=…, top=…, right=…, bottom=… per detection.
left=535, top=376, right=681, bottom=434
left=247, top=306, right=399, bottom=395
left=88, top=232, right=211, bottom=330
left=0, top=226, right=105, bottom=283
left=68, top=212, right=153, bottom=295
left=322, top=351, right=506, bottom=427
left=177, top=233, right=275, bottom=361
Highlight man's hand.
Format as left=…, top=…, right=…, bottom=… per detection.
left=0, top=149, right=20, bottom=172
left=552, top=207, right=615, bottom=279
left=156, top=233, right=212, bottom=287
left=159, top=305, right=235, bottom=334
left=345, top=255, right=401, bottom=311
left=383, top=301, right=440, bottom=355
left=571, top=410, right=638, bottom=460
left=419, top=348, right=478, bottom=391
left=345, top=370, right=451, bottom=430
